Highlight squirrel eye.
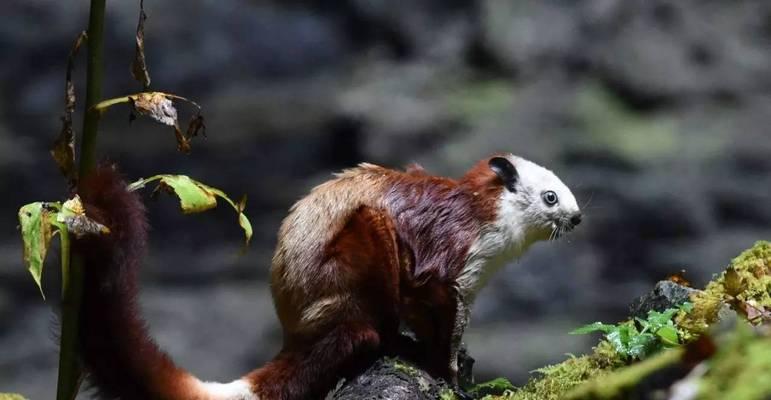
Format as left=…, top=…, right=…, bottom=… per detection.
left=542, top=191, right=558, bottom=206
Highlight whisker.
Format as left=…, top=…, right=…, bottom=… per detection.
left=581, top=191, right=595, bottom=210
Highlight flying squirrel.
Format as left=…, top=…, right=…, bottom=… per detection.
left=74, top=154, right=581, bottom=400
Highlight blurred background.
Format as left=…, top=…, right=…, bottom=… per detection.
left=1, top=0, right=771, bottom=398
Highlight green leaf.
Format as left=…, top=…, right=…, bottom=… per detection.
left=635, top=317, right=650, bottom=331
left=0, top=393, right=29, bottom=400
left=129, top=175, right=252, bottom=245
left=570, top=322, right=618, bottom=335
left=571, top=302, right=694, bottom=362
left=237, top=212, right=253, bottom=246
left=133, top=175, right=217, bottom=213
left=679, top=302, right=694, bottom=313
left=627, top=333, right=657, bottom=359
left=606, top=329, right=627, bottom=356
left=656, top=325, right=679, bottom=346
left=18, top=202, right=60, bottom=299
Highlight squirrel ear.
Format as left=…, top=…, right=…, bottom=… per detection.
left=488, top=156, right=519, bottom=192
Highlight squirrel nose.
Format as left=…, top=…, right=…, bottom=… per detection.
left=570, top=213, right=582, bottom=227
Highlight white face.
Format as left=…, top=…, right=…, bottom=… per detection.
left=496, top=154, right=581, bottom=244
left=456, top=154, right=582, bottom=301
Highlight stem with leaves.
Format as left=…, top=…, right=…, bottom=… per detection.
left=57, top=0, right=106, bottom=399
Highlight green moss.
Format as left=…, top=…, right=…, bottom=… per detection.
left=439, top=388, right=458, bottom=400
left=482, top=241, right=771, bottom=400
left=391, top=358, right=421, bottom=377
left=677, top=241, right=771, bottom=338
left=564, top=348, right=683, bottom=400
left=492, top=341, right=625, bottom=400
left=699, top=324, right=771, bottom=400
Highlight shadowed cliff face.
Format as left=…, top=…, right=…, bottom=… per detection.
left=1, top=1, right=770, bottom=398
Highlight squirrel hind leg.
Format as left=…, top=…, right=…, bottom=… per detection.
left=247, top=321, right=381, bottom=399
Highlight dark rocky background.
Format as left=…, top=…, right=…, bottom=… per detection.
left=1, top=1, right=770, bottom=398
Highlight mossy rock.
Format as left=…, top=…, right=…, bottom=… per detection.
left=678, top=240, right=771, bottom=337
left=482, top=241, right=771, bottom=400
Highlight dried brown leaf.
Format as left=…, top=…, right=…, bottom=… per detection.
left=186, top=112, right=206, bottom=139
left=129, top=92, right=192, bottom=152
left=131, top=0, right=151, bottom=89
left=173, top=125, right=191, bottom=153
left=236, top=194, right=247, bottom=213
left=743, top=300, right=771, bottom=324
left=666, top=269, right=691, bottom=287
left=51, top=31, right=87, bottom=185
left=94, top=92, right=204, bottom=153
left=57, top=195, right=111, bottom=238
left=131, top=92, right=178, bottom=126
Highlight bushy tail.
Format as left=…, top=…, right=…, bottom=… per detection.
left=73, top=165, right=377, bottom=400
left=74, top=165, right=222, bottom=400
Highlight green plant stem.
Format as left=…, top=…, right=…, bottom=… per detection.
left=56, top=229, right=82, bottom=400
left=57, top=1, right=106, bottom=399
left=78, top=0, right=106, bottom=177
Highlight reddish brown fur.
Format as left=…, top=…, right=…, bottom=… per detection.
left=75, top=158, right=507, bottom=400
left=460, top=157, right=507, bottom=224
left=256, top=160, right=506, bottom=395
left=76, top=165, right=205, bottom=400
left=248, top=207, right=401, bottom=398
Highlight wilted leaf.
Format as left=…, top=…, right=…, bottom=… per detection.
left=95, top=92, right=204, bottom=154
left=56, top=195, right=111, bottom=238
left=0, top=393, right=28, bottom=400
left=128, top=175, right=252, bottom=245
left=186, top=112, right=206, bottom=139
left=237, top=213, right=253, bottom=246
left=51, top=31, right=87, bottom=184
left=158, top=175, right=217, bottom=213
left=666, top=270, right=691, bottom=287
left=172, top=126, right=191, bottom=153
left=741, top=300, right=771, bottom=323
left=18, top=202, right=59, bottom=299
left=199, top=185, right=252, bottom=246
left=131, top=0, right=151, bottom=89
left=131, top=92, right=177, bottom=126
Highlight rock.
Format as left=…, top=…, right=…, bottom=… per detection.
left=327, top=342, right=475, bottom=399
left=326, top=358, right=446, bottom=400
left=629, top=281, right=698, bottom=319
